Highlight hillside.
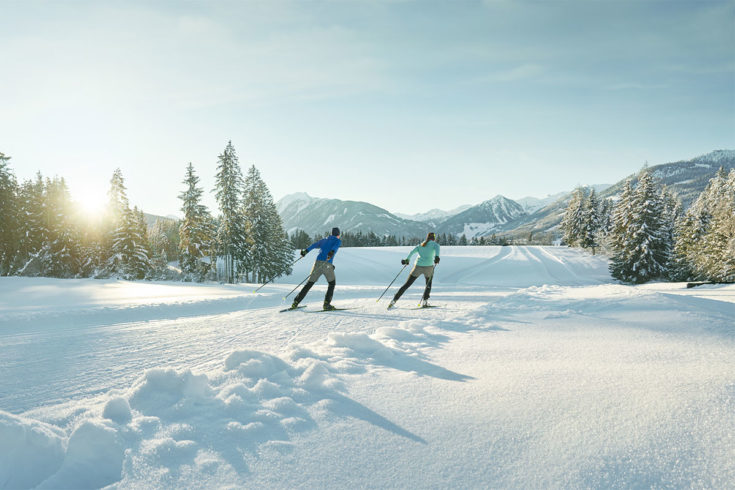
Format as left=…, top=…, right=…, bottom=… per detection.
left=437, top=195, right=527, bottom=238
left=277, top=193, right=431, bottom=238
left=503, top=150, right=735, bottom=240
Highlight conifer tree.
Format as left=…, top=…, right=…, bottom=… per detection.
left=149, top=219, right=175, bottom=280
left=697, top=168, right=735, bottom=282
left=178, top=163, right=214, bottom=281
left=580, top=188, right=600, bottom=251
left=127, top=207, right=152, bottom=280
left=41, top=177, right=81, bottom=277
left=214, top=141, right=246, bottom=283
left=101, top=169, right=151, bottom=279
left=609, top=173, right=670, bottom=283
left=15, top=174, right=47, bottom=275
left=0, top=152, right=19, bottom=274
left=290, top=229, right=311, bottom=249
left=671, top=167, right=731, bottom=282
left=561, top=187, right=587, bottom=247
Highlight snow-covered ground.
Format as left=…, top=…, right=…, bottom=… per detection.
left=1, top=246, right=733, bottom=488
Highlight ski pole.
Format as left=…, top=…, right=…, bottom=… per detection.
left=284, top=274, right=311, bottom=300
left=253, top=255, right=305, bottom=293
left=377, top=264, right=407, bottom=302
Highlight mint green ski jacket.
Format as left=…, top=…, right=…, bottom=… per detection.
left=406, top=241, right=440, bottom=267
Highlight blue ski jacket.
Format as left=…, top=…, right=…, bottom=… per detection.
left=307, top=235, right=341, bottom=263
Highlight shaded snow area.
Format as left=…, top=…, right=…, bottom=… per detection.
left=1, top=246, right=734, bottom=488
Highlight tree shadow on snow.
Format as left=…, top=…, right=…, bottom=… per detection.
left=320, top=392, right=427, bottom=444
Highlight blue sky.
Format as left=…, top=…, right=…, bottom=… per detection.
left=1, top=0, right=733, bottom=216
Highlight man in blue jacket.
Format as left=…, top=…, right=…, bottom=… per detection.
left=291, top=227, right=342, bottom=310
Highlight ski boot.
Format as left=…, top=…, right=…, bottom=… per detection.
left=420, top=298, right=431, bottom=308
left=387, top=300, right=396, bottom=310
left=323, top=302, right=337, bottom=311
left=290, top=300, right=300, bottom=310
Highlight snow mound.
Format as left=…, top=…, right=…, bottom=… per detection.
left=0, top=412, right=65, bottom=489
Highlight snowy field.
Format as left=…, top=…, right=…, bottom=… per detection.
left=1, top=246, right=734, bottom=489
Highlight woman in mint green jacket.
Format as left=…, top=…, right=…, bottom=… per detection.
left=388, top=232, right=440, bottom=309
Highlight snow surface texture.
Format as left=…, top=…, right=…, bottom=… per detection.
left=1, top=246, right=734, bottom=488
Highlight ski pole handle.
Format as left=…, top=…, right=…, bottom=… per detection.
left=377, top=264, right=407, bottom=302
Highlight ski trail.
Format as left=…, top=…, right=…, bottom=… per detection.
left=439, top=246, right=511, bottom=284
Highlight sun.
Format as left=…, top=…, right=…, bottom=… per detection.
left=73, top=188, right=108, bottom=220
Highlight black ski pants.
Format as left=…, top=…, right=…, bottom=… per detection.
left=294, top=280, right=336, bottom=305
left=392, top=274, right=433, bottom=302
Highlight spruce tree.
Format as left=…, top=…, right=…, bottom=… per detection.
left=561, top=187, right=587, bottom=247
left=699, top=168, right=735, bottom=282
left=672, top=167, right=731, bottom=282
left=41, top=177, right=81, bottom=277
left=242, top=165, right=294, bottom=283
left=580, top=188, right=600, bottom=251
left=102, top=169, right=150, bottom=279
left=15, top=174, right=47, bottom=275
left=290, top=229, right=311, bottom=249
left=178, top=163, right=214, bottom=281
left=609, top=173, right=669, bottom=283
left=0, top=152, right=19, bottom=274
left=128, top=207, right=152, bottom=280
left=214, top=141, right=246, bottom=283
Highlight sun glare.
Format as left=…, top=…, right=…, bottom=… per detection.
left=74, top=189, right=107, bottom=220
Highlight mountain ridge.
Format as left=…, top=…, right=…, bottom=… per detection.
left=275, top=149, right=733, bottom=240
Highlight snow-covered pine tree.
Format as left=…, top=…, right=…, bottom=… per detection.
left=214, top=142, right=246, bottom=283
left=100, top=168, right=129, bottom=276
left=580, top=188, right=600, bottom=251
left=178, top=163, right=214, bottom=281
left=40, top=177, right=81, bottom=277
left=610, top=173, right=669, bottom=283
left=0, top=152, right=19, bottom=275
left=698, top=168, right=735, bottom=282
left=560, top=187, right=587, bottom=247
left=242, top=165, right=293, bottom=283
left=126, top=207, right=152, bottom=280
left=659, top=187, right=681, bottom=276
left=148, top=219, right=176, bottom=280
left=102, top=169, right=150, bottom=279
left=608, top=179, right=634, bottom=279
left=723, top=170, right=735, bottom=282
left=15, top=174, right=47, bottom=275
left=668, top=212, right=695, bottom=281
left=598, top=198, right=614, bottom=237
left=672, top=167, right=728, bottom=281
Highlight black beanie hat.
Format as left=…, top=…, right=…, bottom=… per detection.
left=332, top=227, right=340, bottom=236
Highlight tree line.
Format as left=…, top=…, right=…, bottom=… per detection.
left=0, top=143, right=293, bottom=283
left=288, top=230, right=513, bottom=249
left=561, top=168, right=735, bottom=283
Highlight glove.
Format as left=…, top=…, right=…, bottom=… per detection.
left=434, top=256, right=440, bottom=264
left=401, top=259, right=409, bottom=265
left=327, top=250, right=335, bottom=260
left=300, top=249, right=307, bottom=257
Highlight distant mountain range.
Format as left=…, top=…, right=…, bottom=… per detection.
left=277, top=193, right=430, bottom=238
left=275, top=150, right=735, bottom=240
left=393, top=205, right=472, bottom=225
